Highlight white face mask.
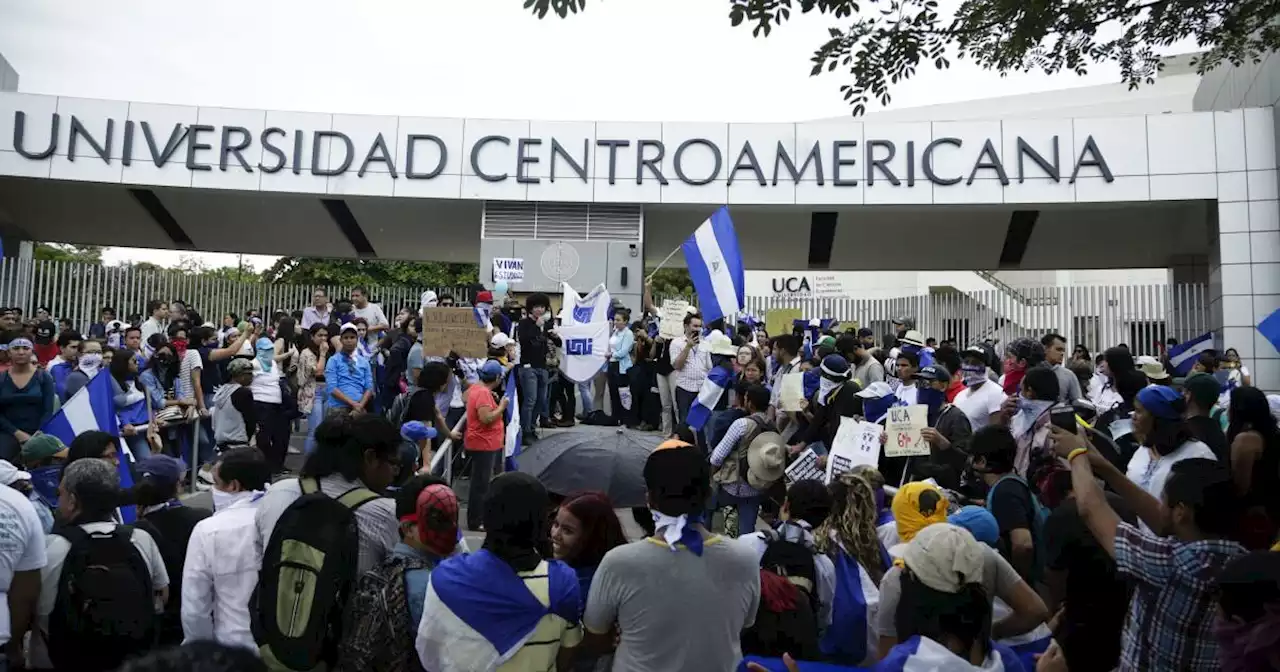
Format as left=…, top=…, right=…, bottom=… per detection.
left=212, top=489, right=255, bottom=511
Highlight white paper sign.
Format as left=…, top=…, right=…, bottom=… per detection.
left=785, top=448, right=824, bottom=484
left=492, top=257, right=525, bottom=282
left=884, top=405, right=930, bottom=457
left=659, top=300, right=690, bottom=340
left=825, top=418, right=883, bottom=483
left=779, top=372, right=806, bottom=412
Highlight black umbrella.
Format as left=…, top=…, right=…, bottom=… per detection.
left=515, top=426, right=661, bottom=508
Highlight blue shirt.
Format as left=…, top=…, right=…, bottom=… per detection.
left=609, top=327, right=634, bottom=374
left=138, top=369, right=169, bottom=411
left=390, top=542, right=439, bottom=633
left=48, top=360, right=74, bottom=398
left=325, top=350, right=373, bottom=408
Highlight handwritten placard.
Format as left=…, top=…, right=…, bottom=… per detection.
left=765, top=309, right=802, bottom=340
left=826, top=418, right=883, bottom=483
left=785, top=448, right=824, bottom=484
left=421, top=308, right=490, bottom=359
left=884, top=405, right=930, bottom=457
left=778, top=372, right=806, bottom=412
left=659, top=300, right=690, bottom=340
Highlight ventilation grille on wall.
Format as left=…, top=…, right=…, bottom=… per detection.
left=481, top=202, right=641, bottom=241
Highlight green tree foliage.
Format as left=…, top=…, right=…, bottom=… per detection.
left=33, top=243, right=102, bottom=264
left=522, top=0, right=1280, bottom=114
left=647, top=267, right=695, bottom=297
left=259, top=257, right=479, bottom=287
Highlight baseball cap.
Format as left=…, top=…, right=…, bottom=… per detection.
left=490, top=333, right=513, bottom=348
left=816, top=335, right=837, bottom=350
left=855, top=381, right=895, bottom=399
left=475, top=290, right=494, bottom=304
left=856, top=327, right=874, bottom=338
left=137, top=454, right=186, bottom=486
left=478, top=360, right=505, bottom=382
left=21, top=433, right=68, bottom=463
left=227, top=358, right=254, bottom=376
left=340, top=322, right=358, bottom=334
left=105, top=319, right=126, bottom=332
left=401, top=420, right=438, bottom=443
left=916, top=364, right=951, bottom=383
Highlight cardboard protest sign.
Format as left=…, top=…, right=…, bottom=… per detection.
left=778, top=373, right=806, bottom=412
left=884, top=405, right=930, bottom=458
left=659, top=300, right=690, bottom=339
left=825, top=418, right=883, bottom=483
left=421, top=308, right=489, bottom=359
left=785, top=448, right=824, bottom=484
left=765, top=309, right=802, bottom=339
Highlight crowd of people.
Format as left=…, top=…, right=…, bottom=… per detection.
left=0, top=284, right=1275, bottom=672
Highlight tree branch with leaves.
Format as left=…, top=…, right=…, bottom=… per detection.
left=522, top=0, right=1280, bottom=115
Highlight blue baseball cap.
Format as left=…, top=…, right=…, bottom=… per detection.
left=478, top=360, right=504, bottom=382
left=401, top=421, right=438, bottom=443
left=137, top=454, right=186, bottom=486
left=1136, top=384, right=1184, bottom=420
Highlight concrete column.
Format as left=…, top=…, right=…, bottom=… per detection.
left=1210, top=109, right=1280, bottom=392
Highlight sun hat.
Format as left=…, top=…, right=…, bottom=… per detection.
left=746, top=431, right=786, bottom=490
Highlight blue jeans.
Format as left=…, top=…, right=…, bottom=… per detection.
left=518, top=366, right=550, bottom=433
left=305, top=397, right=325, bottom=454
left=578, top=380, right=594, bottom=415
left=123, top=432, right=151, bottom=462
left=710, top=485, right=761, bottom=537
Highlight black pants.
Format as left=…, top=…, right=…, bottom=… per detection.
left=629, top=362, right=659, bottom=428
left=549, top=373, right=576, bottom=421
left=675, top=387, right=696, bottom=426
left=254, top=401, right=290, bottom=472
left=467, top=449, right=500, bottom=530
left=608, top=362, right=634, bottom=427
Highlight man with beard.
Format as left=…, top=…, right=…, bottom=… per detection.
left=838, top=333, right=884, bottom=389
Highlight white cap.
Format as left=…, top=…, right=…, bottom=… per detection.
left=490, top=333, right=513, bottom=348
left=340, top=322, right=358, bottom=334
left=420, top=290, right=439, bottom=309
left=855, top=381, right=895, bottom=399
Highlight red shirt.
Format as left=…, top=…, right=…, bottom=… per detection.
left=464, top=384, right=505, bottom=452
left=945, top=378, right=964, bottom=403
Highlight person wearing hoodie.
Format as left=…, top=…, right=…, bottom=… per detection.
left=212, top=359, right=257, bottom=452
left=61, top=338, right=104, bottom=402
left=47, top=328, right=82, bottom=399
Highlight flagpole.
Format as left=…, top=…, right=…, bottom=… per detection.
left=645, top=243, right=683, bottom=283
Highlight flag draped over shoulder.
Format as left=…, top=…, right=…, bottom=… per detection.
left=819, top=550, right=878, bottom=664
left=686, top=365, right=734, bottom=431
left=682, top=207, right=744, bottom=325
left=41, top=372, right=136, bottom=522
left=874, top=636, right=1022, bottom=671
left=415, top=550, right=580, bottom=672
left=1168, top=332, right=1213, bottom=376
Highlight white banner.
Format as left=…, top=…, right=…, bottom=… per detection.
left=560, top=282, right=611, bottom=327
left=492, top=257, right=524, bottom=282
left=557, top=322, right=610, bottom=383
left=826, top=418, right=883, bottom=483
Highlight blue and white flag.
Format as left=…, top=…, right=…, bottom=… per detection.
left=416, top=550, right=580, bottom=672
left=560, top=282, right=611, bottom=327
left=876, top=636, right=1022, bottom=671
left=1168, top=332, right=1214, bottom=376
left=504, top=370, right=522, bottom=472
left=819, top=549, right=878, bottom=664
left=682, top=206, right=745, bottom=325
left=1258, top=306, right=1280, bottom=355
left=685, top=365, right=734, bottom=431
left=41, top=372, right=136, bottom=522
left=556, top=322, right=610, bottom=384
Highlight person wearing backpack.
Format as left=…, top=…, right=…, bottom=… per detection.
left=252, top=413, right=401, bottom=672
left=709, top=384, right=787, bottom=538
left=32, top=458, right=169, bottom=671
left=132, top=455, right=211, bottom=647
left=969, top=425, right=1049, bottom=585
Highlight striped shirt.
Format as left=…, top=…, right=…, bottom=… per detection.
left=710, top=417, right=761, bottom=498
left=254, top=475, right=398, bottom=576
left=497, top=561, right=583, bottom=672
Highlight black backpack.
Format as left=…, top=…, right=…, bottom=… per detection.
left=48, top=525, right=156, bottom=672
left=252, top=477, right=381, bottom=671
left=743, top=529, right=821, bottom=661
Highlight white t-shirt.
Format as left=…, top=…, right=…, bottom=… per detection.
left=352, top=303, right=388, bottom=343
left=0, top=486, right=47, bottom=646
left=896, top=382, right=919, bottom=406
left=1125, top=439, right=1217, bottom=532
left=177, top=349, right=204, bottom=401
left=954, top=380, right=1007, bottom=431
left=250, top=359, right=283, bottom=405
left=31, top=522, right=169, bottom=668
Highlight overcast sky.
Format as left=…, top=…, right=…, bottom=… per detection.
left=2, top=0, right=1135, bottom=270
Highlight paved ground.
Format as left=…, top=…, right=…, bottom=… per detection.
left=182, top=427, right=651, bottom=549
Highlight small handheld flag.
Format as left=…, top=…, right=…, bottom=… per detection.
left=1168, top=332, right=1214, bottom=376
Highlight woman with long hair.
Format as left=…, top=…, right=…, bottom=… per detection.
left=109, top=346, right=154, bottom=461
left=297, top=326, right=330, bottom=454
left=551, top=491, right=627, bottom=613
left=816, top=472, right=887, bottom=584
left=1227, top=386, right=1280, bottom=548
left=1224, top=347, right=1252, bottom=387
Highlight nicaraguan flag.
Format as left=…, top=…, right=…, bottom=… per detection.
left=819, top=548, right=879, bottom=664
left=41, top=372, right=136, bottom=522
left=560, top=282, right=611, bottom=327
left=1258, top=306, right=1280, bottom=355
left=1168, top=332, right=1214, bottom=376
left=504, top=370, right=522, bottom=472
left=682, top=206, right=745, bottom=325
left=557, top=322, right=610, bottom=384
left=685, top=365, right=734, bottom=431
left=416, top=550, right=580, bottom=672
left=875, top=636, right=1023, bottom=671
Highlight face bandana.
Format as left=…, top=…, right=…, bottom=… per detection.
left=212, top=489, right=258, bottom=511
left=255, top=337, right=275, bottom=372
left=652, top=510, right=705, bottom=556
left=863, top=394, right=898, bottom=424
left=1002, top=364, right=1027, bottom=396
left=918, top=386, right=946, bottom=425
left=961, top=364, right=987, bottom=388
left=817, top=377, right=843, bottom=406
left=1010, top=396, right=1054, bottom=438
left=77, top=353, right=103, bottom=378
left=171, top=338, right=189, bottom=359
